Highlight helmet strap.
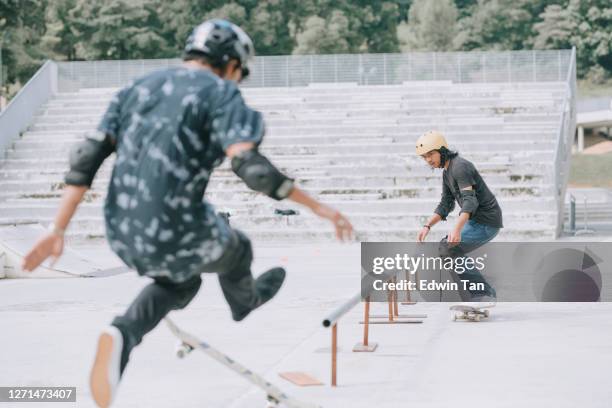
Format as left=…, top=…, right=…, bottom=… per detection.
left=241, top=66, right=250, bottom=79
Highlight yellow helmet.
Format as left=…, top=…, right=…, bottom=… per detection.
left=415, top=130, right=448, bottom=155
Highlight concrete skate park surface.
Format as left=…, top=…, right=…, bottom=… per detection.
left=1, top=242, right=611, bottom=408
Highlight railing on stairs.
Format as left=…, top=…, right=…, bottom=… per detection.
left=0, top=60, right=57, bottom=159
left=553, top=47, right=577, bottom=238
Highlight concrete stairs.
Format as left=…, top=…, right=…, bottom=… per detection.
left=0, top=82, right=569, bottom=244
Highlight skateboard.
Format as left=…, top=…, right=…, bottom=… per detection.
left=165, top=318, right=321, bottom=408
left=450, top=303, right=495, bottom=322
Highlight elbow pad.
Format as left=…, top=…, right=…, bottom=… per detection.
left=459, top=189, right=479, bottom=216
left=65, top=132, right=115, bottom=187
left=231, top=149, right=294, bottom=200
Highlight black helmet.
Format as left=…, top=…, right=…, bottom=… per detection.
left=184, top=19, right=254, bottom=78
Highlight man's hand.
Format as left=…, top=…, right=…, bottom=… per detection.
left=21, top=184, right=87, bottom=272
left=449, top=212, right=469, bottom=246
left=447, top=228, right=461, bottom=246
left=285, top=187, right=354, bottom=242
left=22, top=232, right=64, bottom=272
left=313, top=204, right=353, bottom=242
left=417, top=226, right=430, bottom=242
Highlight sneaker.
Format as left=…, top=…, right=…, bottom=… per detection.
left=233, top=267, right=286, bottom=321
left=90, top=326, right=124, bottom=407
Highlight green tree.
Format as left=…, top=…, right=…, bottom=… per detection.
left=567, top=0, right=612, bottom=79
left=533, top=4, right=577, bottom=50
left=41, top=0, right=79, bottom=60
left=454, top=0, right=533, bottom=51
left=2, top=0, right=611, bottom=93
left=155, top=0, right=219, bottom=54
left=398, top=0, right=458, bottom=51
left=0, top=0, right=48, bottom=86
left=534, top=0, right=612, bottom=80
left=203, top=3, right=248, bottom=25
left=453, top=0, right=562, bottom=51
left=247, top=0, right=296, bottom=55
left=293, top=10, right=353, bottom=54
left=454, top=0, right=478, bottom=18
left=351, top=1, right=401, bottom=53
left=292, top=1, right=401, bottom=54
left=70, top=0, right=172, bottom=60
left=155, top=0, right=304, bottom=57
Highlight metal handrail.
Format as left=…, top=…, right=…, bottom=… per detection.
left=552, top=47, right=577, bottom=237
left=322, top=293, right=361, bottom=328
left=0, top=60, right=57, bottom=158
left=569, top=194, right=576, bottom=233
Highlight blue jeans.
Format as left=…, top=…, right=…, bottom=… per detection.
left=455, top=220, right=499, bottom=299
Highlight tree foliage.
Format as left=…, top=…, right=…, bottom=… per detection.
left=398, top=0, right=459, bottom=51
left=0, top=0, right=610, bottom=94
left=534, top=0, right=612, bottom=79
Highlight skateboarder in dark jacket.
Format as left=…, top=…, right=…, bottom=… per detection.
left=22, top=19, right=353, bottom=407
left=415, top=130, right=502, bottom=301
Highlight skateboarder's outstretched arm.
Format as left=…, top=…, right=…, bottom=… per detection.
left=23, top=87, right=123, bottom=272
left=22, top=131, right=116, bottom=272
left=22, top=132, right=115, bottom=272
left=227, top=142, right=353, bottom=241
left=286, top=187, right=354, bottom=242
left=22, top=129, right=116, bottom=271
left=22, top=185, right=88, bottom=271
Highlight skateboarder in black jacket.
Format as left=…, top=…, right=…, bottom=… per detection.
left=22, top=19, right=353, bottom=407
left=415, top=130, right=502, bottom=301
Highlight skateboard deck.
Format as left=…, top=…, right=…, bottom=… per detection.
left=165, top=317, right=321, bottom=408
left=450, top=303, right=495, bottom=322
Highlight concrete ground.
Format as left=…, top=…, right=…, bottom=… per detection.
left=1, top=242, right=612, bottom=408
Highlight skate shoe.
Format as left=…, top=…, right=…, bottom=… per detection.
left=233, top=267, right=286, bottom=321
left=90, top=326, right=124, bottom=407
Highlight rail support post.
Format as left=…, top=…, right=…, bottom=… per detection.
left=353, top=297, right=378, bottom=352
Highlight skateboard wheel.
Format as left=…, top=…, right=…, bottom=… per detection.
left=176, top=343, right=193, bottom=358
left=474, top=315, right=481, bottom=322
left=266, top=395, right=280, bottom=407
left=484, top=310, right=490, bottom=318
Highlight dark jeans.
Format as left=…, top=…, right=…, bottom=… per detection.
left=111, top=230, right=256, bottom=373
